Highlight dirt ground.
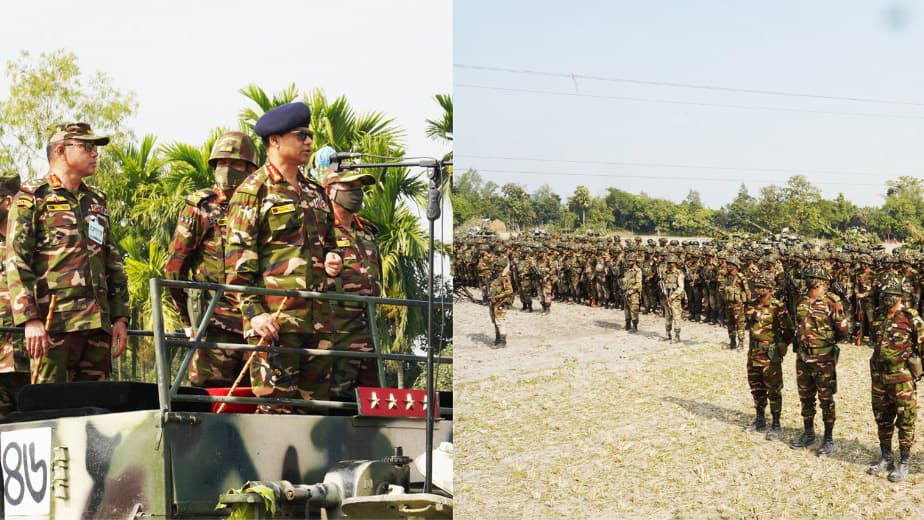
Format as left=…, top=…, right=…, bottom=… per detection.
left=453, top=291, right=924, bottom=519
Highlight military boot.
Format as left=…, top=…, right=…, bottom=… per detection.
left=867, top=441, right=894, bottom=476
left=626, top=319, right=633, bottom=332
left=817, top=423, right=835, bottom=457
left=889, top=448, right=910, bottom=482
left=766, top=412, right=782, bottom=440
left=527, top=301, right=534, bottom=313
left=746, top=408, right=767, bottom=432
left=790, top=419, right=816, bottom=449
left=664, top=329, right=673, bottom=342
left=498, top=334, right=507, bottom=347
left=632, top=320, right=639, bottom=332
left=729, top=336, right=737, bottom=350
left=673, top=330, right=681, bottom=343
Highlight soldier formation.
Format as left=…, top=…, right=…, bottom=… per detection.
left=0, top=102, right=385, bottom=415
left=455, top=232, right=924, bottom=482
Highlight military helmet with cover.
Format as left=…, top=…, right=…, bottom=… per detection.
left=802, top=263, right=829, bottom=281
left=753, top=273, right=775, bottom=289
left=881, top=277, right=903, bottom=296
left=209, top=132, right=258, bottom=194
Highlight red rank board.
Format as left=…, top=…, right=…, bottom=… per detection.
left=356, top=387, right=439, bottom=418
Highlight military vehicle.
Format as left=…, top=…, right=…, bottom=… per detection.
left=0, top=280, right=453, bottom=518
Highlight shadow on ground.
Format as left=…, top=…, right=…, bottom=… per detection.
left=662, top=396, right=886, bottom=469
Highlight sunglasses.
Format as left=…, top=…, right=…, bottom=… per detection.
left=288, top=130, right=314, bottom=142
left=63, top=142, right=97, bottom=152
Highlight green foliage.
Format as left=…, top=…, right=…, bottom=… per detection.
left=217, top=483, right=277, bottom=518
left=0, top=50, right=136, bottom=178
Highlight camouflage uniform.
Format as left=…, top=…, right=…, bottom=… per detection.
left=225, top=162, right=337, bottom=409
left=867, top=281, right=924, bottom=482
left=622, top=258, right=643, bottom=332
left=8, top=172, right=129, bottom=383
left=791, top=265, right=849, bottom=456
left=722, top=260, right=750, bottom=349
left=0, top=171, right=29, bottom=416
left=488, top=260, right=514, bottom=346
left=516, top=255, right=537, bottom=311
left=325, top=212, right=382, bottom=398
left=662, top=259, right=684, bottom=342
left=537, top=254, right=554, bottom=313
left=746, top=276, right=793, bottom=438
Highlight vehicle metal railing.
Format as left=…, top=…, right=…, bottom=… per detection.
left=149, top=278, right=452, bottom=415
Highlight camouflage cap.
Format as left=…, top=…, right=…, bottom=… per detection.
left=753, top=274, right=775, bottom=289
left=725, top=256, right=739, bottom=267
left=666, top=254, right=679, bottom=264
left=48, top=122, right=110, bottom=145
left=321, top=168, right=376, bottom=186
left=0, top=171, right=21, bottom=196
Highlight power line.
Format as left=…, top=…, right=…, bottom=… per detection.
left=469, top=168, right=885, bottom=188
left=455, top=64, right=924, bottom=107
left=459, top=154, right=916, bottom=179
left=456, top=83, right=924, bottom=120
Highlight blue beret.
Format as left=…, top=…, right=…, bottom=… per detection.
left=254, top=102, right=312, bottom=138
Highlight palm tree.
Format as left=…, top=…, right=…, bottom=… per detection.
left=425, top=93, right=452, bottom=163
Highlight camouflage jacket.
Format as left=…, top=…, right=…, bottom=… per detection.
left=324, top=215, right=381, bottom=333
left=0, top=236, right=13, bottom=329
left=622, top=266, right=643, bottom=295
left=164, top=187, right=242, bottom=333
left=7, top=174, right=129, bottom=333
left=795, top=292, right=849, bottom=355
left=873, top=307, right=924, bottom=383
left=489, top=268, right=514, bottom=306
left=722, top=271, right=750, bottom=304
left=662, top=268, right=684, bottom=300
left=748, top=296, right=793, bottom=347
left=225, top=164, right=336, bottom=335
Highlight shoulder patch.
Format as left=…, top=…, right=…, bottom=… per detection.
left=234, top=168, right=268, bottom=197
left=185, top=188, right=217, bottom=207
left=19, top=178, right=48, bottom=195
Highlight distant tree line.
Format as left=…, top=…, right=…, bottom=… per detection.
left=452, top=168, right=924, bottom=241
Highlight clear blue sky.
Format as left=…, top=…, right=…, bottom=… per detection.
left=455, top=0, right=924, bottom=208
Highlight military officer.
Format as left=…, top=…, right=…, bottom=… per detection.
left=0, top=171, right=29, bottom=416
left=866, top=279, right=924, bottom=482
left=7, top=122, right=130, bottom=383
left=622, top=254, right=643, bottom=332
left=225, top=102, right=343, bottom=412
left=164, top=132, right=258, bottom=387
left=488, top=257, right=514, bottom=347
left=662, top=255, right=684, bottom=342
left=745, top=274, right=794, bottom=440
left=790, top=264, right=849, bottom=456
left=319, top=163, right=383, bottom=399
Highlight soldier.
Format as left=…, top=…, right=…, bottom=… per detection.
left=320, top=164, right=383, bottom=399
left=516, top=249, right=537, bottom=312
left=225, top=102, right=343, bottom=412
left=537, top=249, right=554, bottom=314
left=488, top=257, right=514, bottom=347
left=662, top=255, right=684, bottom=343
left=745, top=274, right=794, bottom=440
left=722, top=257, right=750, bottom=349
left=866, top=279, right=923, bottom=482
left=7, top=122, right=129, bottom=383
left=622, top=254, right=643, bottom=332
left=476, top=247, right=492, bottom=305
left=790, top=264, right=849, bottom=456
left=164, top=131, right=258, bottom=387
left=0, top=171, right=29, bottom=416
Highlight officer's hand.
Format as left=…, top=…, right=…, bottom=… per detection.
left=112, top=320, right=128, bottom=359
left=24, top=319, right=50, bottom=359
left=251, top=313, right=280, bottom=342
left=314, top=145, right=337, bottom=170
left=325, top=252, right=343, bottom=277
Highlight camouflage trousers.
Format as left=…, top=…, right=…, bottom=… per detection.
left=490, top=302, right=508, bottom=338
left=747, top=343, right=783, bottom=415
left=0, top=334, right=29, bottom=418
left=250, top=333, right=331, bottom=413
left=593, top=279, right=607, bottom=304
left=705, top=284, right=718, bottom=319
left=870, top=361, right=917, bottom=449
left=664, top=298, right=682, bottom=333
left=796, top=354, right=837, bottom=423
left=859, top=298, right=875, bottom=341
left=518, top=285, right=533, bottom=307
left=328, top=331, right=380, bottom=400
left=689, top=285, right=704, bottom=319
left=624, top=293, right=640, bottom=322
left=187, top=327, right=247, bottom=387
left=36, top=329, right=112, bottom=384
left=725, top=303, right=746, bottom=342
left=539, top=281, right=553, bottom=307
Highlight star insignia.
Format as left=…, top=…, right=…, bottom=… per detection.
left=368, top=391, right=380, bottom=409
left=421, top=393, right=429, bottom=411
left=405, top=393, right=415, bottom=410
left=387, top=392, right=398, bottom=410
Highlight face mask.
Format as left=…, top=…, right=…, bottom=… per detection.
left=214, top=165, right=250, bottom=194
left=334, top=188, right=364, bottom=213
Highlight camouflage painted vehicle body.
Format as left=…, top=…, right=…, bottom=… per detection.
left=0, top=280, right=452, bottom=518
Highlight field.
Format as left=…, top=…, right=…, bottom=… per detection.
left=454, top=293, right=924, bottom=519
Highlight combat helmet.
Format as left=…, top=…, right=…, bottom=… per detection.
left=726, top=256, right=740, bottom=268
left=881, top=277, right=903, bottom=296
left=209, top=131, right=259, bottom=193
left=802, top=263, right=829, bottom=281
left=752, top=273, right=775, bottom=289
left=666, top=254, right=680, bottom=264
